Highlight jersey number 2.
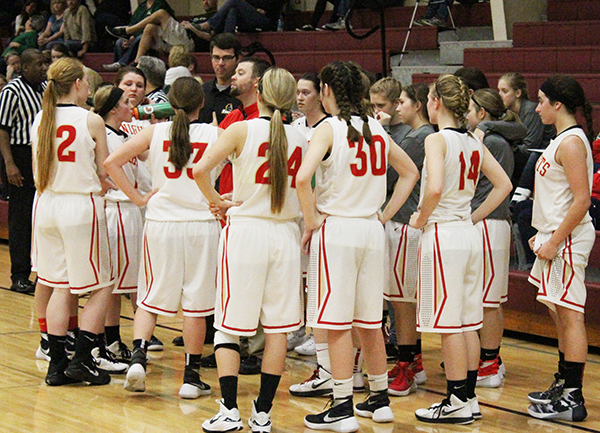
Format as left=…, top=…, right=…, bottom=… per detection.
left=458, top=150, right=480, bottom=190
left=57, top=125, right=76, bottom=162
left=163, top=141, right=208, bottom=179
left=255, top=142, right=303, bottom=188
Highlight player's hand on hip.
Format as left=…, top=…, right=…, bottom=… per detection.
left=100, top=177, right=117, bottom=196
left=6, top=163, right=23, bottom=187
left=534, top=239, right=559, bottom=261
left=135, top=188, right=159, bottom=207
left=409, top=211, right=425, bottom=229
left=301, top=228, right=312, bottom=255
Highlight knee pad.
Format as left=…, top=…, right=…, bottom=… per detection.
left=214, top=330, right=240, bottom=353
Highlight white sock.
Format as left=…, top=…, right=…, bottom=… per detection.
left=333, top=377, right=353, bottom=401
left=316, top=343, right=331, bottom=373
left=368, top=373, right=388, bottom=393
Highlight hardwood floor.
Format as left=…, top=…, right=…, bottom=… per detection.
left=1, top=243, right=599, bottom=433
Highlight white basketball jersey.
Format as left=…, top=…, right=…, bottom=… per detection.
left=532, top=126, right=592, bottom=233
left=146, top=122, right=219, bottom=221
left=120, top=117, right=151, bottom=136
left=31, top=105, right=101, bottom=194
left=227, top=117, right=308, bottom=220
left=105, top=126, right=139, bottom=202
left=420, top=129, right=483, bottom=224
left=315, top=115, right=390, bottom=217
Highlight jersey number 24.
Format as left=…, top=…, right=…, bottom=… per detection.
left=255, top=142, right=303, bottom=188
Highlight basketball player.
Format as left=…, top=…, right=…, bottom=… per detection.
left=105, top=77, right=219, bottom=398
left=32, top=57, right=115, bottom=386
left=411, top=75, right=511, bottom=424
left=194, top=67, right=307, bottom=432
left=383, top=83, right=434, bottom=396
left=297, top=61, right=419, bottom=432
left=526, top=75, right=594, bottom=422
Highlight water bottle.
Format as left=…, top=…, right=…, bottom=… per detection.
left=133, top=103, right=175, bottom=120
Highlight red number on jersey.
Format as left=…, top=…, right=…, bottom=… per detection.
left=458, top=150, right=480, bottom=190
left=57, top=125, right=76, bottom=162
left=348, top=135, right=387, bottom=177
left=255, top=142, right=303, bottom=188
left=163, top=140, right=209, bottom=179
left=255, top=142, right=270, bottom=184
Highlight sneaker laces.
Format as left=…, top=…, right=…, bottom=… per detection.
left=302, top=366, right=324, bottom=384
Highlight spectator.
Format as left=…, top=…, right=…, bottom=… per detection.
left=90, top=0, right=131, bottom=42
left=0, top=48, right=48, bottom=294
left=296, top=0, right=340, bottom=31
left=193, top=0, right=284, bottom=38
left=38, top=0, right=66, bottom=50
left=60, top=0, right=96, bottom=58
left=180, top=0, right=218, bottom=52
left=49, top=42, right=71, bottom=62
left=14, top=0, right=48, bottom=36
left=136, top=55, right=169, bottom=103
left=414, top=0, right=453, bottom=27
left=198, top=33, right=241, bottom=125
left=2, top=15, right=46, bottom=57
left=102, top=0, right=175, bottom=72
left=164, top=45, right=193, bottom=92
left=4, top=52, right=21, bottom=81
left=105, top=9, right=195, bottom=63
left=0, top=74, right=7, bottom=90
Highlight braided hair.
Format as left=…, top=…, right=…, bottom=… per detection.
left=319, top=61, right=373, bottom=145
left=431, top=74, right=471, bottom=128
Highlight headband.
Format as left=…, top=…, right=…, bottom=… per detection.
left=539, top=80, right=564, bottom=105
left=97, top=87, right=124, bottom=118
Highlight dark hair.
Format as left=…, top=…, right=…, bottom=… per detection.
left=500, top=72, right=528, bottom=100
left=167, top=77, right=205, bottom=170
left=114, top=66, right=146, bottom=87
left=403, top=83, right=430, bottom=122
left=210, top=32, right=242, bottom=58
left=50, top=42, right=71, bottom=58
left=455, top=66, right=489, bottom=91
left=541, top=74, right=594, bottom=143
left=320, top=61, right=373, bottom=145
left=239, top=56, right=271, bottom=79
left=299, top=72, right=320, bottom=94
left=472, top=88, right=519, bottom=123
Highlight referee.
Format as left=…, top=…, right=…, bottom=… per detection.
left=0, top=49, right=48, bottom=293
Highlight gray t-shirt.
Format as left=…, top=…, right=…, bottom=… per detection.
left=471, top=121, right=523, bottom=220
left=387, top=124, right=434, bottom=223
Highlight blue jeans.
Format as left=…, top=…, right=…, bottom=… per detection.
left=208, top=0, right=276, bottom=33
left=424, top=0, right=453, bottom=19
left=115, top=35, right=142, bottom=65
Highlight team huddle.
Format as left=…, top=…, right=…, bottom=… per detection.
left=31, top=55, right=594, bottom=432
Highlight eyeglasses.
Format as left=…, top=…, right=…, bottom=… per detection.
left=211, top=55, right=236, bottom=62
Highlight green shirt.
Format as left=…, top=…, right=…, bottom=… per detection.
left=2, top=30, right=37, bottom=57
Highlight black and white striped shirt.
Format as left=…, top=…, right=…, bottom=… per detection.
left=0, top=77, right=45, bottom=146
left=146, top=88, right=169, bottom=104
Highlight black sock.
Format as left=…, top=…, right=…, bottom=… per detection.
left=447, top=379, right=467, bottom=402
left=466, top=370, right=478, bottom=399
left=105, top=325, right=120, bottom=346
left=416, top=339, right=422, bottom=355
left=131, top=339, right=148, bottom=368
left=220, top=375, right=238, bottom=410
left=563, top=361, right=584, bottom=389
left=397, top=345, right=414, bottom=363
left=480, top=347, right=500, bottom=362
left=256, top=373, right=281, bottom=413
left=48, top=334, right=68, bottom=367
left=185, top=353, right=202, bottom=373
left=73, top=330, right=97, bottom=363
left=558, top=351, right=565, bottom=378
left=96, top=333, right=106, bottom=348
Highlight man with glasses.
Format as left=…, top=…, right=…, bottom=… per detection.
left=198, top=33, right=241, bottom=125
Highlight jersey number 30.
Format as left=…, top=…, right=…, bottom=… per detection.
left=458, top=150, right=480, bottom=190
left=255, top=142, right=303, bottom=188
left=348, top=136, right=386, bottom=177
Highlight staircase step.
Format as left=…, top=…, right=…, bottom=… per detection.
left=392, top=65, right=459, bottom=87
left=440, top=39, right=512, bottom=65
